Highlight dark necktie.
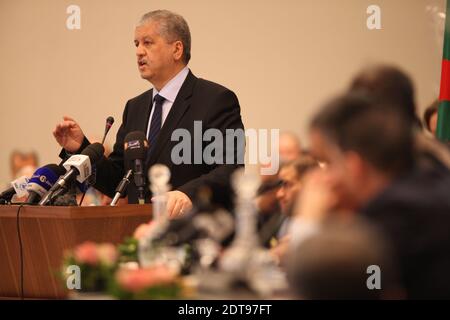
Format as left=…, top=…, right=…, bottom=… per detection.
left=147, top=94, right=165, bottom=156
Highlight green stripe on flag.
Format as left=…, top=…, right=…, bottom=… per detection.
left=444, top=0, right=450, bottom=60
left=437, top=100, right=450, bottom=141
left=437, top=0, right=450, bottom=141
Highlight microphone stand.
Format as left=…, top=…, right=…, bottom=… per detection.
left=110, top=169, right=132, bottom=206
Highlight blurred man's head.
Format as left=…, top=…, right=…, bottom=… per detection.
left=10, top=150, right=39, bottom=179
left=134, top=10, right=191, bottom=90
left=276, top=155, right=318, bottom=215
left=287, top=219, right=400, bottom=299
left=349, top=65, right=419, bottom=127
left=310, top=93, right=415, bottom=211
left=257, top=173, right=281, bottom=215
left=423, top=99, right=439, bottom=136
left=279, top=132, right=302, bottom=163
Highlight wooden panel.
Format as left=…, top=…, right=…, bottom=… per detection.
left=0, top=205, right=152, bottom=299
left=0, top=213, right=21, bottom=298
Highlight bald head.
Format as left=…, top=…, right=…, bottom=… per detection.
left=279, top=132, right=302, bottom=163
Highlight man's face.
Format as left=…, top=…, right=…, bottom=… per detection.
left=134, top=21, right=179, bottom=85
left=430, top=111, right=438, bottom=136
left=276, top=166, right=302, bottom=215
left=309, top=129, right=360, bottom=211
left=257, top=174, right=281, bottom=215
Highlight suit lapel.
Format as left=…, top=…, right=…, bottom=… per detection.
left=146, top=71, right=197, bottom=166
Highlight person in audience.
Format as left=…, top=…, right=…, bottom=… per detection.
left=256, top=172, right=283, bottom=248
left=423, top=99, right=439, bottom=136
left=256, top=131, right=304, bottom=248
left=349, top=65, right=450, bottom=172
left=268, top=155, right=319, bottom=261
left=305, top=92, right=450, bottom=299
left=279, top=131, right=303, bottom=163
left=349, top=64, right=421, bottom=128
left=275, top=156, right=319, bottom=238
left=10, top=150, right=39, bottom=180
left=8, top=150, right=39, bottom=202
left=287, top=219, right=402, bottom=299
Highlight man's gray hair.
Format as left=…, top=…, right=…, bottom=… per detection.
left=139, top=10, right=191, bottom=64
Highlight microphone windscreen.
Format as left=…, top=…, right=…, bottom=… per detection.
left=106, top=116, right=115, bottom=126
left=0, top=186, right=15, bottom=200
left=124, top=131, right=149, bottom=161
left=46, top=163, right=67, bottom=177
left=81, top=143, right=105, bottom=165
left=26, top=164, right=66, bottom=199
left=11, top=176, right=30, bottom=198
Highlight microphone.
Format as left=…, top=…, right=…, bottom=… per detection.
left=39, top=143, right=105, bottom=205
left=25, top=164, right=66, bottom=204
left=101, top=116, right=115, bottom=145
left=110, top=169, right=132, bottom=206
left=76, top=165, right=97, bottom=193
left=0, top=187, right=17, bottom=202
left=0, top=176, right=30, bottom=203
left=124, top=131, right=149, bottom=204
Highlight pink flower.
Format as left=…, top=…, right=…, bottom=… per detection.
left=72, top=242, right=118, bottom=266
left=74, top=241, right=99, bottom=265
left=133, top=221, right=156, bottom=240
left=116, top=266, right=176, bottom=293
left=97, top=243, right=118, bottom=266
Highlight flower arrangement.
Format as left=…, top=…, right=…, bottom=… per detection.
left=61, top=222, right=187, bottom=299
left=108, top=266, right=182, bottom=299
left=117, top=237, right=139, bottom=264
left=62, top=241, right=118, bottom=293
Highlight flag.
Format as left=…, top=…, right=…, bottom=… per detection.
left=437, top=0, right=450, bottom=141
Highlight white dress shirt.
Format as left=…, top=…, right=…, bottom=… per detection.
left=146, top=66, right=190, bottom=138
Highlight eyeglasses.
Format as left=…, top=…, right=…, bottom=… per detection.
left=279, top=179, right=295, bottom=190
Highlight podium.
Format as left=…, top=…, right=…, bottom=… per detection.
left=0, top=204, right=152, bottom=299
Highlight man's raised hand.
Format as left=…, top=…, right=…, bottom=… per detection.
left=53, top=116, right=85, bottom=153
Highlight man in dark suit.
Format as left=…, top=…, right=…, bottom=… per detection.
left=306, top=93, right=450, bottom=299
left=53, top=10, right=244, bottom=217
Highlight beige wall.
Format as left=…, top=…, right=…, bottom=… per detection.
left=0, top=0, right=444, bottom=184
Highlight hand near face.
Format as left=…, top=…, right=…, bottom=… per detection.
left=293, top=168, right=338, bottom=223
left=152, top=190, right=193, bottom=219
left=53, top=116, right=85, bottom=153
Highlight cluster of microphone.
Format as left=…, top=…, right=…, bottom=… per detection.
left=0, top=142, right=106, bottom=206
left=0, top=117, right=113, bottom=206
left=0, top=116, right=164, bottom=207
left=38, top=143, right=105, bottom=205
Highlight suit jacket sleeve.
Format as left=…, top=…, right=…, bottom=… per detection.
left=177, top=89, right=245, bottom=201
